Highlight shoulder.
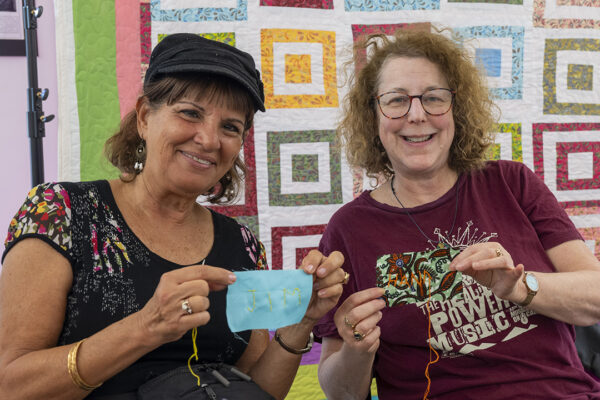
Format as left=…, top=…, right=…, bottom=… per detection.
left=326, top=191, right=372, bottom=229
left=475, top=160, right=531, bottom=178
left=468, top=160, right=539, bottom=189
left=3, top=182, right=76, bottom=257
left=209, top=209, right=268, bottom=270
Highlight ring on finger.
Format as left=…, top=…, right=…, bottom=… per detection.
left=182, top=299, right=193, bottom=315
left=495, top=248, right=503, bottom=258
left=344, top=315, right=356, bottom=329
left=353, top=329, right=365, bottom=341
left=341, top=271, right=350, bottom=285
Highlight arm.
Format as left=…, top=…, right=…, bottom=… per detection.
left=0, top=239, right=154, bottom=399
left=317, top=287, right=385, bottom=400
left=450, top=240, right=600, bottom=326
left=235, top=250, right=346, bottom=400
left=0, top=238, right=236, bottom=399
left=519, top=240, right=600, bottom=326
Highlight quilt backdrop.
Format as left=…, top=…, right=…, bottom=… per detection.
left=55, top=1, right=599, bottom=398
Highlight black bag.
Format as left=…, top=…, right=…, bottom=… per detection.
left=136, top=363, right=275, bottom=400
left=575, top=324, right=600, bottom=379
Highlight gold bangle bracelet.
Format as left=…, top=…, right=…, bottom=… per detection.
left=67, top=339, right=102, bottom=391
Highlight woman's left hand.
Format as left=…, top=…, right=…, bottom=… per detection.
left=299, top=250, right=345, bottom=323
left=449, top=242, right=524, bottom=301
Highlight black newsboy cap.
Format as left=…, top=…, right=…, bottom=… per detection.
left=144, top=33, right=266, bottom=112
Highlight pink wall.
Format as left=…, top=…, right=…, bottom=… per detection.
left=0, top=0, right=57, bottom=266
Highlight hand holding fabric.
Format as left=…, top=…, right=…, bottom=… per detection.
left=299, top=250, right=345, bottom=324
left=136, top=264, right=236, bottom=345
left=449, top=242, right=524, bottom=301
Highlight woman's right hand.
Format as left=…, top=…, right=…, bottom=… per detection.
left=137, top=264, right=236, bottom=345
left=333, top=287, right=386, bottom=354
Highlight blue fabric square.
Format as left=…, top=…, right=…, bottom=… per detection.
left=476, top=48, right=502, bottom=77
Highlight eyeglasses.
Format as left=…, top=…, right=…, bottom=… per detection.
left=374, top=88, right=455, bottom=119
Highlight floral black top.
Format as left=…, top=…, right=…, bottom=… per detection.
left=2, top=181, right=268, bottom=396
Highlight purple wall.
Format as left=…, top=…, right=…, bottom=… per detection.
left=0, top=0, right=57, bottom=267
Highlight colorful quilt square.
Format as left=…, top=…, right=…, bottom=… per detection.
left=543, top=39, right=600, bottom=115
left=345, top=0, right=440, bottom=11
left=487, top=123, right=523, bottom=162
left=476, top=48, right=502, bottom=77
left=532, top=123, right=600, bottom=208
left=260, top=0, right=333, bottom=8
left=533, top=0, right=600, bottom=29
left=556, top=142, right=600, bottom=190
left=261, top=29, right=338, bottom=109
left=567, top=64, right=594, bottom=91
left=267, top=130, right=342, bottom=206
left=150, top=0, right=247, bottom=21
left=285, top=54, right=312, bottom=84
left=271, top=225, right=327, bottom=270
left=292, top=154, right=319, bottom=182
left=453, top=26, right=524, bottom=100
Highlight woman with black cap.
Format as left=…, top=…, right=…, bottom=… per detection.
left=0, top=34, right=345, bottom=399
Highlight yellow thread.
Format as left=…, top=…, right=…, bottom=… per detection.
left=267, top=292, right=272, bottom=311
left=187, top=327, right=201, bottom=386
left=283, top=288, right=301, bottom=306
left=247, top=289, right=256, bottom=312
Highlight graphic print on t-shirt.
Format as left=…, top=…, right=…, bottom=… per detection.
left=375, top=247, right=463, bottom=307
left=378, top=221, right=538, bottom=358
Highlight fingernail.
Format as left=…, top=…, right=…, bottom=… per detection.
left=317, top=267, right=326, bottom=276
left=229, top=273, right=237, bottom=282
left=318, top=289, right=327, bottom=297
left=306, top=264, right=315, bottom=273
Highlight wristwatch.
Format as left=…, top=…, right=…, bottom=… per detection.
left=519, top=272, right=539, bottom=307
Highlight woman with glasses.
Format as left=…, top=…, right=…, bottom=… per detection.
left=314, top=29, right=600, bottom=399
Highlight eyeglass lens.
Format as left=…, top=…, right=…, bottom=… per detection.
left=377, top=89, right=453, bottom=119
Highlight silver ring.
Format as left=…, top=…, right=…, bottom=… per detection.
left=182, top=299, right=193, bottom=315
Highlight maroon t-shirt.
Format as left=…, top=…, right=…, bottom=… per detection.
left=315, top=160, right=600, bottom=399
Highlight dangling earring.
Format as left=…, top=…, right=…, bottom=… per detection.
left=134, top=140, right=146, bottom=173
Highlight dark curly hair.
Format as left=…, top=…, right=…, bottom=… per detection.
left=104, top=72, right=256, bottom=203
left=339, top=28, right=498, bottom=180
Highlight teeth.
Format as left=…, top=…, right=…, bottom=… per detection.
left=405, top=135, right=432, bottom=143
left=184, top=152, right=212, bottom=165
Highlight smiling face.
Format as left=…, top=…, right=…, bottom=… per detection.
left=376, top=56, right=455, bottom=181
left=137, top=95, right=246, bottom=197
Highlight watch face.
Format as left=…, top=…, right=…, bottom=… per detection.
left=526, top=273, right=539, bottom=291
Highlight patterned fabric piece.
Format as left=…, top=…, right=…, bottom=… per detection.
left=376, top=247, right=463, bottom=307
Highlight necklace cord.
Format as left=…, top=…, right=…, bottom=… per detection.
left=390, top=175, right=459, bottom=246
